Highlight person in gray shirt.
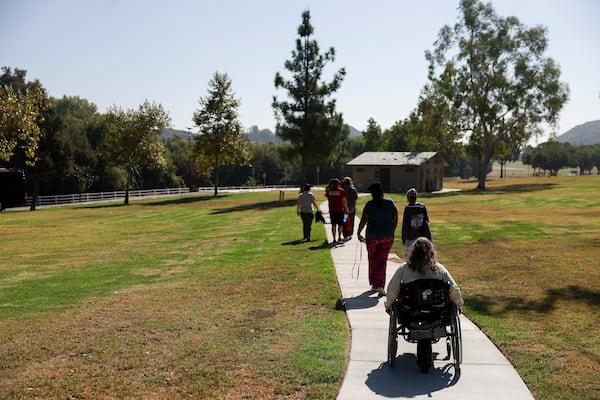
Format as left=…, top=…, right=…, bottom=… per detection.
left=297, top=184, right=320, bottom=242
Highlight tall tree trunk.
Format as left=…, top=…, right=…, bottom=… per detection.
left=477, top=151, right=493, bottom=190
left=213, top=152, right=219, bottom=196
left=28, top=169, right=39, bottom=211
left=125, top=168, right=130, bottom=205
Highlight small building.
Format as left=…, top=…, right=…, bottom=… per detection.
left=347, top=152, right=447, bottom=193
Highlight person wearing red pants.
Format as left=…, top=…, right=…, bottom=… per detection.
left=356, top=182, right=398, bottom=296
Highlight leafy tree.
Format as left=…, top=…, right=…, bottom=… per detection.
left=424, top=0, right=569, bottom=189
left=248, top=142, right=287, bottom=186
left=410, top=86, right=464, bottom=157
left=382, top=119, right=411, bottom=151
left=272, top=9, right=346, bottom=184
left=48, top=96, right=100, bottom=194
left=0, top=67, right=45, bottom=166
left=193, top=71, right=250, bottom=196
left=362, top=118, right=383, bottom=151
left=592, top=144, right=600, bottom=175
left=495, top=139, right=522, bottom=178
left=164, top=135, right=197, bottom=188
left=103, top=100, right=171, bottom=205
left=574, top=145, right=595, bottom=175
left=524, top=141, right=574, bottom=176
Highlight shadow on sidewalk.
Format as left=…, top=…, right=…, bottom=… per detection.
left=343, top=290, right=381, bottom=310
left=365, top=357, right=460, bottom=397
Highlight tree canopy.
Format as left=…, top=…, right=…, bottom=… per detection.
left=0, top=67, right=46, bottom=166
left=103, top=100, right=171, bottom=205
left=193, top=71, right=250, bottom=196
left=424, top=0, right=569, bottom=189
left=272, top=9, right=347, bottom=184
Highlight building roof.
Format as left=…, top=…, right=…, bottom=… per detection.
left=347, top=152, right=441, bottom=166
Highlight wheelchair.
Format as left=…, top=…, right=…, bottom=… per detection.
left=387, top=279, right=462, bottom=373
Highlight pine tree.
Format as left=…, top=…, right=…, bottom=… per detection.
left=272, top=10, right=346, bottom=184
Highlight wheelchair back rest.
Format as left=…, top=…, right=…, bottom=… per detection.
left=399, top=279, right=450, bottom=312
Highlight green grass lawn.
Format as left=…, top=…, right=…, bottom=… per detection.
left=1, top=176, right=599, bottom=400
left=0, top=193, right=348, bottom=399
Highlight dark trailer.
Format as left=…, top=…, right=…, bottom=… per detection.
left=0, top=168, right=26, bottom=210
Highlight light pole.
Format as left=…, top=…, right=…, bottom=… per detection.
left=186, top=127, right=193, bottom=190
left=316, top=166, right=320, bottom=186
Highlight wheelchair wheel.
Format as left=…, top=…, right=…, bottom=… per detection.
left=387, top=307, right=398, bottom=367
left=417, top=339, right=432, bottom=373
left=450, top=304, right=463, bottom=370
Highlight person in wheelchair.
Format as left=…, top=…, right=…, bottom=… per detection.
left=385, top=237, right=463, bottom=312
left=385, top=237, right=464, bottom=371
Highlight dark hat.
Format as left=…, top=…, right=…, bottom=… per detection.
left=406, top=188, right=417, bottom=198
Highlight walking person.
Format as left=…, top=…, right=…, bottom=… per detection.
left=342, top=176, right=359, bottom=240
left=325, top=178, right=349, bottom=244
left=356, top=182, right=398, bottom=296
left=401, top=188, right=431, bottom=258
left=297, top=184, right=319, bottom=242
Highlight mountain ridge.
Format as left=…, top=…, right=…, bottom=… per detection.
left=162, top=120, right=600, bottom=146
left=555, top=120, right=600, bottom=145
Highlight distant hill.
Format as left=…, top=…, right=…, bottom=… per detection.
left=161, top=128, right=191, bottom=140
left=555, top=120, right=600, bottom=145
left=163, top=124, right=363, bottom=143
left=245, top=126, right=281, bottom=143
left=347, top=124, right=361, bottom=138
left=245, top=124, right=362, bottom=143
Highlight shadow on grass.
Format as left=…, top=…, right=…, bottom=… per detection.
left=142, top=195, right=221, bottom=206
left=280, top=239, right=330, bottom=251
left=211, top=199, right=297, bottom=214
left=282, top=239, right=307, bottom=246
left=82, top=195, right=220, bottom=209
left=422, top=182, right=560, bottom=200
left=468, top=285, right=600, bottom=316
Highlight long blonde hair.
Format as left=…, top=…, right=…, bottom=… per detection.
left=407, top=237, right=439, bottom=274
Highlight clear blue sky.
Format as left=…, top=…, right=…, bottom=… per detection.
left=2, top=0, right=599, bottom=143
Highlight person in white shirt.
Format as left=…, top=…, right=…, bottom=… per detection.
left=385, top=237, right=463, bottom=311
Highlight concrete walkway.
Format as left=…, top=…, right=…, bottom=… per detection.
left=321, top=208, right=535, bottom=399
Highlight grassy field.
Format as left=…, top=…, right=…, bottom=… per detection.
left=418, top=176, right=600, bottom=400
left=0, top=193, right=347, bottom=399
left=1, top=176, right=599, bottom=399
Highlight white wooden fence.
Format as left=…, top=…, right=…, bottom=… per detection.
left=25, top=188, right=190, bottom=207
left=24, top=185, right=302, bottom=207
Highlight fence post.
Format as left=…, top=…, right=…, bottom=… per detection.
left=279, top=190, right=285, bottom=203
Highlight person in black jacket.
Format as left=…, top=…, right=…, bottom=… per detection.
left=401, top=188, right=431, bottom=257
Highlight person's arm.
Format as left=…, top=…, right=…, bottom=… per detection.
left=385, top=267, right=403, bottom=311
left=439, top=265, right=464, bottom=307
left=356, top=213, right=369, bottom=242
left=401, top=207, right=409, bottom=244
left=343, top=197, right=349, bottom=214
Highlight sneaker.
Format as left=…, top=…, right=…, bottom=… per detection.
left=376, top=287, right=386, bottom=296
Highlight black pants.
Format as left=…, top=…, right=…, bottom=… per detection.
left=300, top=212, right=314, bottom=239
